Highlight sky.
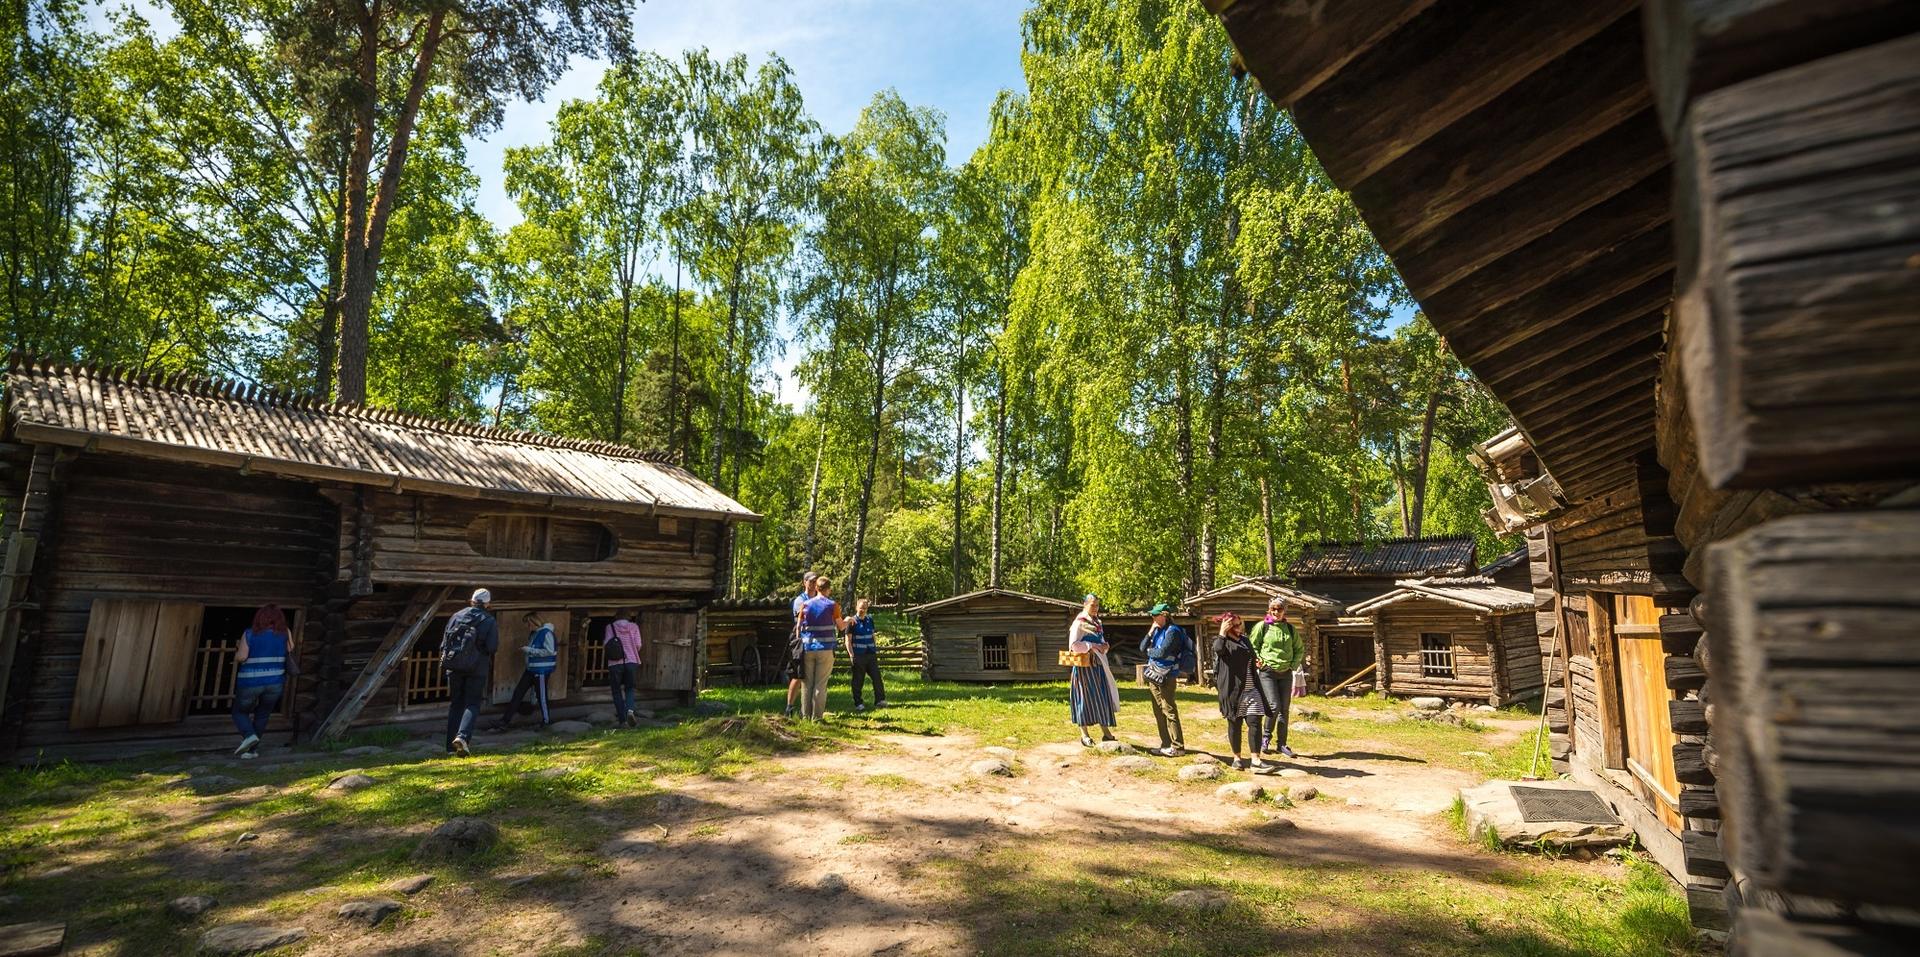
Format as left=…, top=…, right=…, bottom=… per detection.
left=472, top=0, right=1034, bottom=228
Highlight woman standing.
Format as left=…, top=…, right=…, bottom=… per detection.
left=1249, top=597, right=1304, bottom=759
left=232, top=604, right=294, bottom=759
left=1067, top=594, right=1121, bottom=747
left=1211, top=612, right=1271, bottom=771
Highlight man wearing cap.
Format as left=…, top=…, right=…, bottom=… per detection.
left=493, top=613, right=558, bottom=731
left=443, top=588, right=500, bottom=756
left=1250, top=596, right=1305, bottom=759
left=1139, top=602, right=1193, bottom=757
left=784, top=571, right=819, bottom=719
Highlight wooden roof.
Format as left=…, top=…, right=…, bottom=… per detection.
left=1478, top=546, right=1528, bottom=578
left=904, top=589, right=1079, bottom=617
left=1207, top=0, right=1672, bottom=502
left=1288, top=535, right=1478, bottom=579
left=3, top=359, right=758, bottom=521
left=1182, top=578, right=1341, bottom=612
left=1349, top=576, right=1535, bottom=615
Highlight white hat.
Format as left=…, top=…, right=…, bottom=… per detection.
left=472, top=588, right=492, bottom=604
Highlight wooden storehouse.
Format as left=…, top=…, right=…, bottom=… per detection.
left=702, top=598, right=795, bottom=686
left=1202, top=1, right=1920, bottom=945
left=1348, top=577, right=1540, bottom=706
left=910, top=590, right=1078, bottom=682
left=1181, top=579, right=1342, bottom=688
left=0, top=361, right=758, bottom=760
left=1282, top=535, right=1484, bottom=692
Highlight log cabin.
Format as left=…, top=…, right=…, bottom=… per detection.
left=1348, top=577, right=1540, bottom=706
left=1181, top=578, right=1342, bottom=688
left=911, top=590, right=1079, bottom=682
left=1201, top=0, right=1920, bottom=947
left=702, top=598, right=795, bottom=686
left=0, top=360, right=759, bottom=761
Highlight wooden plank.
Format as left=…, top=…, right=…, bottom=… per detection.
left=1211, top=0, right=1436, bottom=108
left=1588, top=592, right=1627, bottom=770
left=313, top=585, right=452, bottom=742
left=1679, top=784, right=1720, bottom=820
left=136, top=602, right=202, bottom=725
left=1683, top=828, right=1730, bottom=879
left=1671, top=699, right=1709, bottom=736
left=1665, top=655, right=1707, bottom=692
left=95, top=600, right=161, bottom=729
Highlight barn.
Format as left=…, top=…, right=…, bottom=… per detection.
left=1181, top=579, right=1340, bottom=688
left=911, top=589, right=1078, bottom=682
left=1348, top=577, right=1540, bottom=706
left=0, top=361, right=758, bottom=760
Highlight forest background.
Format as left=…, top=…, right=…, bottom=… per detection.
left=3, top=0, right=1517, bottom=609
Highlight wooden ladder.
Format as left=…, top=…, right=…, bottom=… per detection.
left=312, top=585, right=453, bottom=742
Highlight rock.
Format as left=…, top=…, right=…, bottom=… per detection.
left=1410, top=697, right=1446, bottom=711
left=1288, top=785, right=1319, bottom=803
left=402, top=740, right=443, bottom=754
left=1458, top=781, right=1632, bottom=848
left=547, top=720, right=593, bottom=734
left=981, top=746, right=1017, bottom=760
left=385, top=875, right=435, bottom=896
left=235, top=832, right=259, bottom=843
left=1162, top=888, right=1230, bottom=912
left=327, top=773, right=375, bottom=792
left=1459, top=751, right=1491, bottom=759
left=1093, top=740, right=1132, bottom=755
left=968, top=759, right=1014, bottom=777
left=185, top=774, right=244, bottom=795
left=199, top=924, right=307, bottom=955
left=1290, top=722, right=1322, bottom=735
left=336, top=899, right=402, bottom=927
left=166, top=895, right=217, bottom=919
left=1475, top=704, right=1498, bottom=713
left=653, top=793, right=692, bottom=815
left=187, top=765, right=211, bottom=775
left=500, top=873, right=540, bottom=888
left=0, top=921, right=65, bottom=957
left=599, top=837, right=659, bottom=860
left=1216, top=781, right=1265, bottom=803
left=528, top=766, right=579, bottom=780
left=411, top=817, right=499, bottom=863
left=817, top=873, right=848, bottom=895
left=1276, top=768, right=1308, bottom=779
left=340, top=745, right=386, bottom=756
left=1189, top=753, right=1217, bottom=764
left=1109, top=756, right=1157, bottom=773
left=1178, top=764, right=1222, bottom=782
left=1256, top=816, right=1298, bottom=832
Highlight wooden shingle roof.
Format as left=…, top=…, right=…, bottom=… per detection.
left=904, top=589, right=1079, bottom=616
left=3, top=359, right=758, bottom=521
left=1348, top=576, right=1535, bottom=615
left=1182, top=577, right=1341, bottom=613
left=1288, top=535, right=1478, bottom=579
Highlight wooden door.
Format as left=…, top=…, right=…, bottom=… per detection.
left=1008, top=633, right=1038, bottom=672
left=491, top=610, right=570, bottom=704
left=71, top=599, right=203, bottom=729
left=1614, top=594, right=1682, bottom=831
left=638, top=611, right=699, bottom=691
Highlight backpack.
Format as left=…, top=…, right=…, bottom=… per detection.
left=441, top=609, right=485, bottom=674
left=1177, top=629, right=1198, bottom=676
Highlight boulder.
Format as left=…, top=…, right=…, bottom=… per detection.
left=1276, top=768, right=1308, bottom=779
left=1475, top=704, right=1498, bottom=713
left=547, top=720, right=593, bottom=734
left=1458, top=781, right=1632, bottom=848
left=968, top=759, right=1014, bottom=778
left=1290, top=722, right=1322, bottom=735
left=1093, top=740, right=1132, bottom=755
left=981, top=746, right=1017, bottom=760
left=166, top=895, right=217, bottom=920
left=817, top=873, right=848, bottom=895
left=327, top=773, right=375, bottom=792
left=0, top=922, right=65, bottom=957
left=1256, top=816, right=1298, bottom=832
left=411, top=817, right=499, bottom=863
left=336, top=899, right=402, bottom=927
left=185, top=775, right=244, bottom=796
left=1216, top=781, right=1265, bottom=803
left=1162, top=889, right=1230, bottom=912
left=385, top=875, right=435, bottom=896
left=1410, top=697, right=1446, bottom=711
left=599, top=837, right=659, bottom=860
left=198, top=924, right=307, bottom=955
left=1288, top=785, right=1319, bottom=803
left=1109, top=756, right=1157, bottom=773
left=1178, top=764, right=1222, bottom=782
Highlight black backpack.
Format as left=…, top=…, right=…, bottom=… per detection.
left=441, top=610, right=485, bottom=674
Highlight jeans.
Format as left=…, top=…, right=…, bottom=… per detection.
left=1226, top=716, right=1263, bottom=756
left=608, top=662, right=640, bottom=721
left=232, top=683, right=282, bottom=737
left=501, top=670, right=550, bottom=726
left=849, top=652, right=885, bottom=707
left=445, top=671, right=486, bottom=748
left=1255, top=668, right=1293, bottom=751
left=1146, top=671, right=1184, bottom=749
left=801, top=649, right=835, bottom=719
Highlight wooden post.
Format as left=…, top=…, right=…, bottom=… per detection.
left=1372, top=617, right=1391, bottom=695
left=1486, top=614, right=1506, bottom=705
left=1588, top=591, right=1628, bottom=770
left=312, top=585, right=453, bottom=741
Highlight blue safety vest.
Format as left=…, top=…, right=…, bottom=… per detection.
left=848, top=616, right=877, bottom=654
left=525, top=624, right=557, bottom=676
left=801, top=596, right=838, bottom=652
left=235, top=629, right=288, bottom=688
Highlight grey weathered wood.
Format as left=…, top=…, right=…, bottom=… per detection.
left=1671, top=699, right=1709, bottom=735
left=1684, top=828, right=1730, bottom=879
left=313, top=585, right=453, bottom=742
left=1679, top=784, right=1721, bottom=819
left=1675, top=741, right=1714, bottom=785
left=1665, top=655, right=1707, bottom=692
left=1210, top=0, right=1436, bottom=108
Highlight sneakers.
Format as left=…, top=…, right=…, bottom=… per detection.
left=873, top=699, right=889, bottom=709
left=624, top=712, right=639, bottom=728
left=783, top=705, right=796, bottom=719
left=853, top=703, right=867, bottom=713
left=233, top=734, right=260, bottom=757
left=239, top=750, right=257, bottom=760
left=1153, top=746, right=1183, bottom=758
left=1250, top=756, right=1272, bottom=772
left=452, top=736, right=470, bottom=757
left=1232, top=757, right=1250, bottom=771
left=1279, top=745, right=1297, bottom=759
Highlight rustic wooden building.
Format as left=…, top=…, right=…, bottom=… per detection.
left=1202, top=0, right=1920, bottom=946
left=1287, top=535, right=1480, bottom=608
left=1349, top=577, right=1541, bottom=706
left=0, top=362, right=758, bottom=760
left=910, top=590, right=1079, bottom=682
left=702, top=598, right=794, bottom=686
left=1182, top=579, right=1344, bottom=688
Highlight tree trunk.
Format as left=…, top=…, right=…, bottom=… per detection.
left=317, top=135, right=348, bottom=401
left=1339, top=359, right=1366, bottom=534
left=613, top=288, right=632, bottom=442
left=1259, top=474, right=1276, bottom=576
left=847, top=305, right=891, bottom=600
left=712, top=251, right=744, bottom=485
left=1410, top=381, right=1444, bottom=537
left=803, top=409, right=829, bottom=569
left=989, top=380, right=1007, bottom=589
left=951, top=336, right=967, bottom=594
left=667, top=252, right=683, bottom=458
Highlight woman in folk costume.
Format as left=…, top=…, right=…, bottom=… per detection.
left=1212, top=612, right=1272, bottom=771
left=1067, top=593, right=1122, bottom=747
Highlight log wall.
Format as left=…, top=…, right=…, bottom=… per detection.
left=1376, top=606, right=1496, bottom=702
left=922, top=598, right=1075, bottom=683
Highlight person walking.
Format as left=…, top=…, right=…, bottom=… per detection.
left=796, top=576, right=843, bottom=719
left=1211, top=612, right=1271, bottom=771
left=1139, top=602, right=1192, bottom=757
left=845, top=598, right=887, bottom=712
left=443, top=589, right=499, bottom=756
left=494, top=614, right=558, bottom=730
left=606, top=611, right=644, bottom=727
left=784, top=572, right=818, bottom=718
left=231, top=604, right=295, bottom=759
left=1067, top=594, right=1121, bottom=747
left=1249, top=597, right=1305, bottom=759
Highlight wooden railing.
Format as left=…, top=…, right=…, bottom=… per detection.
left=403, top=650, right=451, bottom=707
left=581, top=639, right=609, bottom=686
left=188, top=636, right=240, bottom=715
left=835, top=644, right=925, bottom=670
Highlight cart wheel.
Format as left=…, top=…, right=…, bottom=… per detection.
left=738, top=645, right=762, bottom=687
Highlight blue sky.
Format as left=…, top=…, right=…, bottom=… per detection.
left=474, top=0, right=1034, bottom=227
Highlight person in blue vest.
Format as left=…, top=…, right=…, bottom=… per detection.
left=796, top=576, right=844, bottom=720
left=844, top=597, right=887, bottom=712
left=1139, top=602, right=1194, bottom=757
left=493, top=614, right=559, bottom=730
left=232, top=604, right=295, bottom=759
left=784, top=571, right=818, bottom=718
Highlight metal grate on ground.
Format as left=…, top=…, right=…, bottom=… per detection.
left=1510, top=786, right=1621, bottom=825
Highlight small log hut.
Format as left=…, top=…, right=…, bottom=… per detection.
left=702, top=598, right=795, bottom=686
left=1202, top=0, right=1920, bottom=945
left=1283, top=535, right=1484, bottom=693
left=911, top=589, right=1080, bottom=682
left=1181, top=579, right=1341, bottom=688
left=1348, top=577, right=1540, bottom=706
left=0, top=361, right=758, bottom=760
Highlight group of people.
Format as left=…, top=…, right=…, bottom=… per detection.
left=1066, top=593, right=1305, bottom=770
left=781, top=570, right=886, bottom=720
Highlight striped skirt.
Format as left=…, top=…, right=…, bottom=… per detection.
left=1069, top=662, right=1118, bottom=727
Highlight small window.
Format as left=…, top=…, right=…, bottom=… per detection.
left=1420, top=633, right=1456, bottom=679
left=402, top=618, right=452, bottom=709
left=982, top=635, right=1009, bottom=671
left=188, top=606, right=253, bottom=716
left=579, top=616, right=615, bottom=687
left=466, top=515, right=616, bottom=562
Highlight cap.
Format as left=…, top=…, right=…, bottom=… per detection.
left=471, top=588, right=492, bottom=604
left=803, top=571, right=819, bottom=582
left=1149, top=602, right=1173, bottom=616
left=1083, top=593, right=1099, bottom=604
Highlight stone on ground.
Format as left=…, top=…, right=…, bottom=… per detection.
left=1288, top=785, right=1319, bottom=803
left=1162, top=889, right=1230, bottom=912
left=981, top=746, right=1017, bottom=760
left=1290, top=721, right=1322, bottom=735
left=528, top=765, right=579, bottom=779
left=185, top=774, right=244, bottom=795
left=0, top=921, right=65, bottom=957
left=1459, top=751, right=1491, bottom=759
left=1255, top=816, right=1297, bottom=832
left=817, top=873, right=849, bottom=895
left=336, top=899, right=403, bottom=927
left=234, top=832, right=259, bottom=843
left=1178, top=763, right=1222, bottom=782
left=969, top=758, right=1014, bottom=777
left=547, top=719, right=592, bottom=734
left=1410, top=696, right=1446, bottom=711
left=385, top=875, right=435, bottom=896
left=1188, top=753, right=1216, bottom=763
left=166, top=895, right=217, bottom=919
left=1216, top=781, right=1265, bottom=802
left=1276, top=768, right=1308, bottom=779
left=1458, top=781, right=1631, bottom=848
left=411, top=817, right=499, bottom=862
left=1109, top=756, right=1157, bottom=773
left=327, top=773, right=375, bottom=792
left=340, top=745, right=386, bottom=756
left=1093, top=740, right=1132, bottom=755
left=1475, top=704, right=1498, bottom=713
left=599, top=837, right=659, bottom=860
left=199, top=924, right=307, bottom=955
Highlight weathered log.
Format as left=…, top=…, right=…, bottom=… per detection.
left=1671, top=699, right=1709, bottom=735
left=1679, top=784, right=1721, bottom=820
left=1665, top=655, right=1707, bottom=692
left=1684, top=828, right=1730, bottom=879
left=1675, top=741, right=1714, bottom=785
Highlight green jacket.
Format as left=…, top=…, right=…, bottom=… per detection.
left=1249, top=619, right=1302, bottom=673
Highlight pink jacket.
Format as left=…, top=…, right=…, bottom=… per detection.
left=606, top=619, right=643, bottom=664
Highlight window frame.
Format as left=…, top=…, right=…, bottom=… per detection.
left=1419, top=632, right=1456, bottom=679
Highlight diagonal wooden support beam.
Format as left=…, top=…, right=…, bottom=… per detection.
left=313, top=584, right=452, bottom=742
